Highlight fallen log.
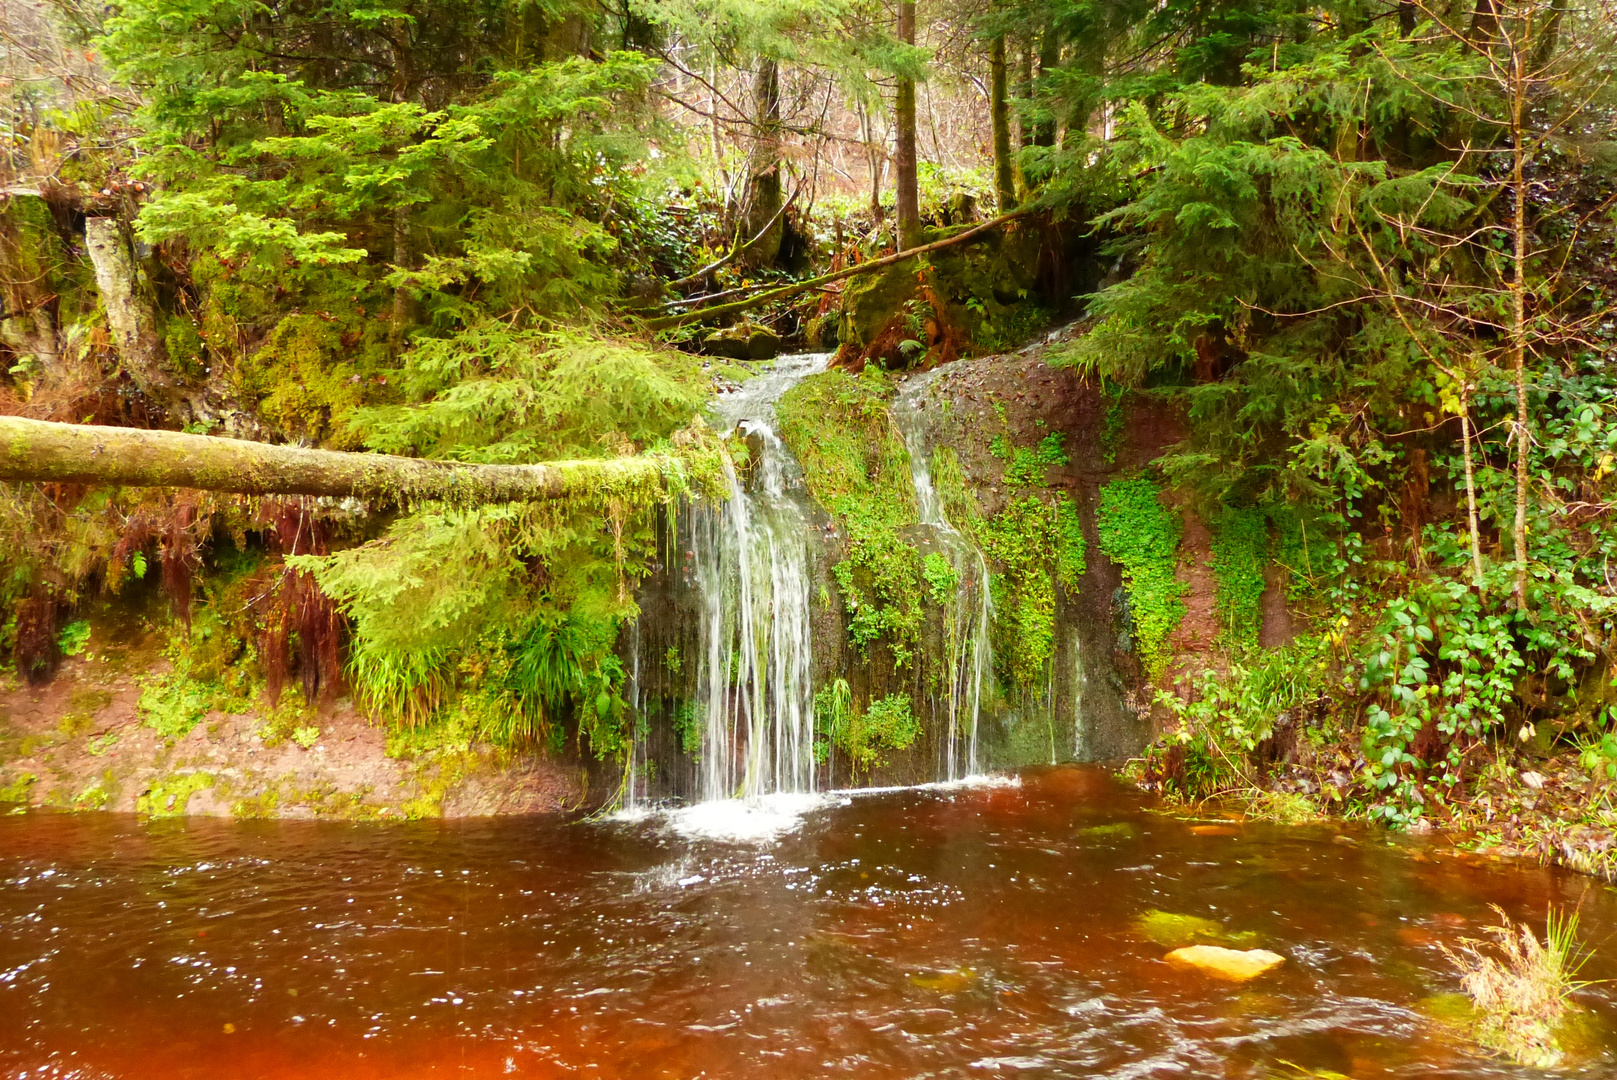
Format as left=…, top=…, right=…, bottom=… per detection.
left=0, top=416, right=673, bottom=504
left=641, top=207, right=1033, bottom=330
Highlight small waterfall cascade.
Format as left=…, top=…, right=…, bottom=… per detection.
left=892, top=370, right=995, bottom=780
left=1070, top=634, right=1090, bottom=761
left=689, top=353, right=829, bottom=802
left=622, top=619, right=644, bottom=812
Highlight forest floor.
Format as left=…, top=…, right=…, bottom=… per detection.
left=1436, top=757, right=1617, bottom=884
left=0, top=647, right=581, bottom=820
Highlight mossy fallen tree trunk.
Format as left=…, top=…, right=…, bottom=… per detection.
left=642, top=208, right=1033, bottom=330
left=0, top=416, right=673, bottom=504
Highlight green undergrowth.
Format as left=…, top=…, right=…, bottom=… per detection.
left=1097, top=476, right=1185, bottom=680
left=777, top=368, right=924, bottom=667
left=138, top=597, right=263, bottom=742
left=814, top=680, right=920, bottom=772
left=286, top=331, right=721, bottom=758
left=136, top=772, right=215, bottom=817
left=1209, top=507, right=1269, bottom=648
left=1147, top=635, right=1333, bottom=801
left=0, top=773, right=37, bottom=809
left=933, top=425, right=1086, bottom=693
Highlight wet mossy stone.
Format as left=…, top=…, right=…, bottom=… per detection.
left=839, top=261, right=921, bottom=353
left=703, top=321, right=781, bottom=361
left=1134, top=909, right=1260, bottom=949
left=804, top=313, right=839, bottom=350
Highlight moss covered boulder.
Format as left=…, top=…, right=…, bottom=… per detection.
left=837, top=223, right=1046, bottom=368
left=703, top=321, right=782, bottom=361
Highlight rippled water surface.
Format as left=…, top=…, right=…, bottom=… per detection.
left=4, top=767, right=1616, bottom=1078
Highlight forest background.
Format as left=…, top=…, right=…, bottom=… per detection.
left=3, top=0, right=1617, bottom=846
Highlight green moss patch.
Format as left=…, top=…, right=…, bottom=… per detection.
left=777, top=368, right=925, bottom=666
left=1097, top=476, right=1186, bottom=680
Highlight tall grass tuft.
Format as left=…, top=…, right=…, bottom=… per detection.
left=1443, top=905, right=1589, bottom=1068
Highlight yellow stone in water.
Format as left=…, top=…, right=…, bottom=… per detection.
left=908, top=967, right=978, bottom=993
left=1164, top=945, right=1285, bottom=981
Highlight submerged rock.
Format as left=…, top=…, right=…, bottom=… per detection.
left=1165, top=945, right=1286, bottom=982
left=1134, top=909, right=1258, bottom=949
left=908, top=967, right=978, bottom=993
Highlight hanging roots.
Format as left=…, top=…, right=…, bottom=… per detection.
left=260, top=499, right=344, bottom=705
left=13, top=587, right=63, bottom=685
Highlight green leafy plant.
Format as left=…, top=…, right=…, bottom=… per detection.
left=819, top=689, right=919, bottom=772
left=57, top=620, right=91, bottom=658
left=1209, top=507, right=1268, bottom=648
left=1097, top=476, right=1186, bottom=679
left=813, top=677, right=853, bottom=764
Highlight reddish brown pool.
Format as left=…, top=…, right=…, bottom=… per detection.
left=2, top=766, right=1613, bottom=1078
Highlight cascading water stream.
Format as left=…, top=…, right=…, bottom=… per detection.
left=1071, top=634, right=1090, bottom=761
left=688, top=353, right=829, bottom=803
left=622, top=619, right=643, bottom=812
left=892, top=369, right=995, bottom=781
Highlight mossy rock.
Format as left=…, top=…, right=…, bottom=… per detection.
left=839, top=261, right=925, bottom=353
left=804, top=313, right=840, bottom=350
left=702, top=321, right=781, bottom=360
left=1134, top=909, right=1260, bottom=949
left=837, top=224, right=1046, bottom=362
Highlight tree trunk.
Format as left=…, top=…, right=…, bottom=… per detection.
left=0, top=416, right=671, bottom=504
left=1014, top=40, right=1033, bottom=197
left=1034, top=20, right=1060, bottom=148
left=894, top=0, right=923, bottom=251
left=1461, top=390, right=1485, bottom=586
left=1509, top=49, right=1531, bottom=607
left=0, top=194, right=63, bottom=383
left=84, top=218, right=194, bottom=420
left=742, top=58, right=786, bottom=269
left=1531, top=0, right=1568, bottom=69
left=1469, top=0, right=1498, bottom=43
left=989, top=36, right=1017, bottom=212
left=391, top=204, right=414, bottom=347
left=860, top=103, right=884, bottom=221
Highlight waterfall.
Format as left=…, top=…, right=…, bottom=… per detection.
left=892, top=370, right=995, bottom=781
left=1071, top=633, right=1090, bottom=761
left=689, top=353, right=828, bottom=802
left=623, top=618, right=642, bottom=812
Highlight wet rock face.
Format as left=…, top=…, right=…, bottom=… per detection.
left=909, top=340, right=1178, bottom=763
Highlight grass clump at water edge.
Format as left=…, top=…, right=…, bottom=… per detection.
left=1442, top=905, right=1590, bottom=1069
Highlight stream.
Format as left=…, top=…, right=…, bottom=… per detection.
left=5, top=766, right=1616, bottom=1078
